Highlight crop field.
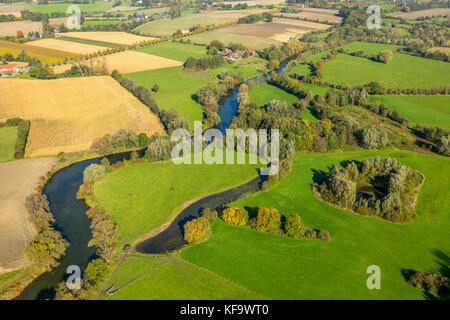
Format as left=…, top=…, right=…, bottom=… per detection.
left=0, top=157, right=58, bottom=274
left=0, top=127, right=17, bottom=163
left=124, top=66, right=210, bottom=128
left=53, top=51, right=182, bottom=74
left=133, top=10, right=255, bottom=37
left=135, top=42, right=208, bottom=62
left=0, top=77, right=165, bottom=157
left=55, top=36, right=121, bottom=48
left=321, top=53, right=450, bottom=89
left=0, top=21, right=43, bottom=37
left=389, top=8, right=450, bottom=19
left=0, top=5, right=24, bottom=17
left=212, top=18, right=331, bottom=43
left=186, top=30, right=280, bottom=50
left=55, top=32, right=156, bottom=46
left=81, top=20, right=122, bottom=27
left=369, top=95, right=450, bottom=129
left=26, top=38, right=105, bottom=55
left=275, top=8, right=342, bottom=23
left=93, top=156, right=259, bottom=246
left=101, top=255, right=264, bottom=300
left=0, top=40, right=78, bottom=64
left=181, top=151, right=450, bottom=299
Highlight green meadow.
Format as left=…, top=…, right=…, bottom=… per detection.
left=369, top=95, right=450, bottom=129
left=0, top=126, right=17, bottom=162
left=124, top=66, right=210, bottom=128
left=135, top=42, right=208, bottom=62
left=56, top=36, right=121, bottom=48
left=338, top=42, right=399, bottom=55
left=101, top=255, right=265, bottom=300
left=94, top=158, right=259, bottom=246
left=322, top=53, right=450, bottom=88
left=249, top=83, right=298, bottom=106
left=181, top=151, right=450, bottom=299
left=81, top=20, right=122, bottom=27
left=29, top=2, right=113, bottom=14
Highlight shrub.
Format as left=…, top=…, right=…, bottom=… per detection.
left=138, top=132, right=150, bottom=148
left=284, top=213, right=304, bottom=238
left=360, top=126, right=388, bottom=149
left=409, top=271, right=450, bottom=296
left=83, top=163, right=106, bottom=184
left=256, top=207, right=281, bottom=233
left=221, top=207, right=249, bottom=226
left=184, top=217, right=211, bottom=244
left=202, top=208, right=218, bottom=224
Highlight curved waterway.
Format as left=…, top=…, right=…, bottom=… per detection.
left=18, top=58, right=292, bottom=299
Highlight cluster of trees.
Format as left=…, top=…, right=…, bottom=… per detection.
left=318, top=157, right=424, bottom=223
left=238, top=12, right=273, bottom=24
left=86, top=207, right=119, bottom=263
left=221, top=206, right=330, bottom=241
left=339, top=48, right=395, bottom=64
left=364, top=101, right=409, bottom=126
left=29, top=64, right=56, bottom=79
left=90, top=128, right=146, bottom=155
left=58, top=20, right=145, bottom=33
left=63, top=58, right=108, bottom=77
left=145, top=136, right=176, bottom=162
left=408, top=271, right=450, bottom=298
left=183, top=55, right=223, bottom=70
left=259, top=40, right=306, bottom=63
left=0, top=118, right=30, bottom=159
left=267, top=73, right=310, bottom=99
left=24, top=194, right=68, bottom=271
left=195, top=70, right=244, bottom=129
left=111, top=69, right=190, bottom=134
left=414, top=124, right=450, bottom=156
left=183, top=217, right=211, bottom=244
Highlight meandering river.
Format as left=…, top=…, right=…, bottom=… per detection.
left=18, top=58, right=291, bottom=299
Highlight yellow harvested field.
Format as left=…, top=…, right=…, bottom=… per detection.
left=0, top=20, right=43, bottom=37
left=275, top=8, right=342, bottom=23
left=0, top=77, right=165, bottom=157
left=0, top=157, right=58, bottom=274
left=55, top=31, right=157, bottom=45
left=26, top=38, right=105, bottom=55
left=390, top=8, right=450, bottom=19
left=52, top=50, right=182, bottom=74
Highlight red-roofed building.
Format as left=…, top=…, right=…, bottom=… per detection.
left=247, top=49, right=256, bottom=56
left=0, top=63, right=18, bottom=77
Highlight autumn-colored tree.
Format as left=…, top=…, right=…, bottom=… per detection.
left=184, top=217, right=211, bottom=244
left=256, top=207, right=281, bottom=233
left=284, top=213, right=304, bottom=238
left=84, top=258, right=109, bottom=285
left=221, top=207, right=249, bottom=226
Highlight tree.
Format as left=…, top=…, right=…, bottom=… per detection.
left=378, top=50, right=394, bottom=64
left=221, top=207, right=249, bottom=226
left=84, top=258, right=108, bottom=285
left=152, top=84, right=160, bottom=93
left=284, top=214, right=304, bottom=238
left=83, top=163, right=106, bottom=184
left=202, top=208, right=218, bottom=223
left=256, top=207, right=281, bottom=233
left=184, top=217, right=211, bottom=244
left=25, top=228, right=68, bottom=270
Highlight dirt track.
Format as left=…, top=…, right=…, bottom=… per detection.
left=0, top=157, right=58, bottom=274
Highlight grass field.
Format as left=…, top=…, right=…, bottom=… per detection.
left=101, top=255, right=264, bottom=300
left=29, top=2, right=113, bottom=14
left=124, top=66, right=210, bottom=128
left=209, top=56, right=267, bottom=79
left=0, top=40, right=77, bottom=64
left=82, top=20, right=121, bottom=26
left=56, top=36, right=120, bottom=48
left=135, top=42, right=208, bottom=62
left=369, top=95, right=450, bottom=129
left=322, top=53, right=450, bottom=89
left=181, top=150, right=450, bottom=299
left=0, top=127, right=17, bottom=163
left=338, top=42, right=399, bottom=55
left=133, top=11, right=248, bottom=37
left=249, top=82, right=298, bottom=106
left=0, top=77, right=165, bottom=157
left=93, top=158, right=259, bottom=246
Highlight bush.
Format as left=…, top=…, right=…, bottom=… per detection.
left=184, top=217, right=211, bottom=244
left=83, top=163, right=106, bottom=184
left=284, top=213, right=304, bottom=238
left=256, top=207, right=281, bottom=233
left=138, top=133, right=150, bottom=148
left=409, top=271, right=450, bottom=296
left=360, top=126, right=388, bottom=149
left=202, top=208, right=218, bottom=224
left=221, top=207, right=249, bottom=226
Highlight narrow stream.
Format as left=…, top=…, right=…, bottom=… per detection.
left=17, top=57, right=292, bottom=299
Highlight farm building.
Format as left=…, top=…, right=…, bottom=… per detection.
left=220, top=48, right=257, bottom=61
left=0, top=63, right=18, bottom=77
